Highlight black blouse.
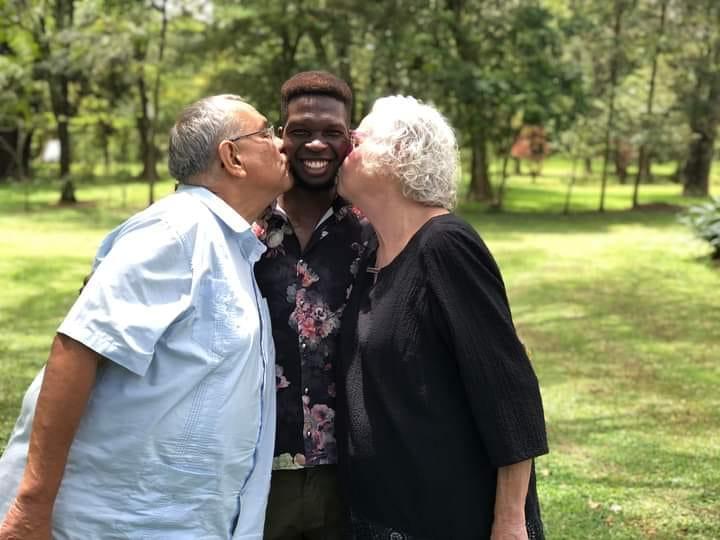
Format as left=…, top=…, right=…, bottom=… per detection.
left=337, top=214, right=548, bottom=540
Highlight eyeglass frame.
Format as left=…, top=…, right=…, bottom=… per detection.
left=227, top=124, right=276, bottom=143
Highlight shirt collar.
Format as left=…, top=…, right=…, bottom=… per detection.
left=177, top=184, right=251, bottom=234
left=177, top=184, right=266, bottom=261
left=272, top=195, right=352, bottom=230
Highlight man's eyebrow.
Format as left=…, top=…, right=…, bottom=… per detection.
left=286, top=119, right=347, bottom=129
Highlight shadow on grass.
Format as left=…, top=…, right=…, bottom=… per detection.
left=458, top=206, right=685, bottom=237
left=0, top=203, right=135, bottom=232
left=0, top=257, right=86, bottom=444
left=2, top=256, right=87, bottom=332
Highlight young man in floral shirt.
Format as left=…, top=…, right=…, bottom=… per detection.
left=255, top=71, right=372, bottom=539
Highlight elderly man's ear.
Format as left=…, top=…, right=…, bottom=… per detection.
left=218, top=141, right=246, bottom=176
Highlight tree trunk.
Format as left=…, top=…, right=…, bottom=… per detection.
left=681, top=6, right=720, bottom=197
left=633, top=0, right=667, bottom=208
left=682, top=132, right=714, bottom=196
left=495, top=153, right=511, bottom=209
left=0, top=129, right=21, bottom=180
left=147, top=0, right=168, bottom=205
left=57, top=118, right=76, bottom=203
left=584, top=157, right=593, bottom=174
left=98, top=121, right=112, bottom=175
left=22, top=129, right=33, bottom=177
left=136, top=74, right=159, bottom=184
left=599, top=0, right=626, bottom=212
left=513, top=157, right=522, bottom=175
left=48, top=0, right=76, bottom=203
left=467, top=131, right=493, bottom=201
left=563, top=157, right=578, bottom=215
left=57, top=118, right=71, bottom=177
left=614, top=142, right=628, bottom=184
left=60, top=178, right=77, bottom=203
left=632, top=145, right=648, bottom=207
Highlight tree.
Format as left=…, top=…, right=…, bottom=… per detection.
left=673, top=0, right=720, bottom=197
left=598, top=0, right=637, bottom=212
left=0, top=36, right=40, bottom=181
left=426, top=1, right=584, bottom=203
left=632, top=0, right=668, bottom=207
left=3, top=0, right=89, bottom=202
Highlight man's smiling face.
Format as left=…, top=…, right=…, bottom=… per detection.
left=282, top=95, right=351, bottom=191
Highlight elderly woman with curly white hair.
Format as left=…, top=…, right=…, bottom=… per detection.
left=335, top=96, right=549, bottom=540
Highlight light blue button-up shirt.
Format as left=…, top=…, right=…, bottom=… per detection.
left=0, top=186, right=276, bottom=539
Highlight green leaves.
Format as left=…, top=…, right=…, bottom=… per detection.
left=680, top=196, right=720, bottom=258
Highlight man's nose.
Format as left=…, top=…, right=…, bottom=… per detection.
left=305, top=138, right=328, bottom=151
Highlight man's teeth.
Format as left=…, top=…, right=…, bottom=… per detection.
left=304, top=160, right=329, bottom=170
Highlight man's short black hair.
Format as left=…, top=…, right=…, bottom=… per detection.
left=280, top=71, right=353, bottom=123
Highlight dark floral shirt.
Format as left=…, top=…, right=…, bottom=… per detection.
left=254, top=197, right=373, bottom=469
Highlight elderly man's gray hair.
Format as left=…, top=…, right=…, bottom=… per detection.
left=168, top=94, right=247, bottom=183
left=363, top=96, right=459, bottom=210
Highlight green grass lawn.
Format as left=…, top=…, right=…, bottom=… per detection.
left=1, top=174, right=718, bottom=538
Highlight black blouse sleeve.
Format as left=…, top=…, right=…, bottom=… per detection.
left=423, top=219, right=548, bottom=467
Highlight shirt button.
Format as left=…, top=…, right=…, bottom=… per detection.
left=304, top=387, right=309, bottom=395
left=301, top=343, right=307, bottom=350
left=306, top=431, right=311, bottom=437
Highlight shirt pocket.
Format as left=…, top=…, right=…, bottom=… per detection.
left=192, top=276, right=259, bottom=361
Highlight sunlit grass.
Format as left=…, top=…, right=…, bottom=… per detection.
left=0, top=174, right=718, bottom=539
left=462, top=205, right=719, bottom=539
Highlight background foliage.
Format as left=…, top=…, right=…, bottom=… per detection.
left=0, top=0, right=718, bottom=206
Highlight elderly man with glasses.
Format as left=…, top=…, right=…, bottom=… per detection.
left=0, top=94, right=291, bottom=540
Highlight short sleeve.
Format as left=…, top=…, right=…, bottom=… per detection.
left=424, top=222, right=548, bottom=467
left=58, top=217, right=192, bottom=377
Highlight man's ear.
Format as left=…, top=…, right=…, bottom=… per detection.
left=218, top=140, right=246, bottom=175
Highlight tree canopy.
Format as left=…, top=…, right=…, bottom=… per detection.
left=0, top=0, right=717, bottom=202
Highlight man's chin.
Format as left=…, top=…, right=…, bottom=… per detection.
left=291, top=174, right=337, bottom=192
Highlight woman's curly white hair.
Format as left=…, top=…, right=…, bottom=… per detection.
left=362, top=96, right=459, bottom=210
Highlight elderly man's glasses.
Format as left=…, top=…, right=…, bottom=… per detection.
left=228, top=124, right=276, bottom=142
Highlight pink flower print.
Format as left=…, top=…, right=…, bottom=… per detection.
left=276, top=365, right=290, bottom=390
left=311, top=404, right=334, bottom=425
left=251, top=222, right=266, bottom=239
left=312, top=429, right=327, bottom=450
left=297, top=261, right=319, bottom=287
left=302, top=400, right=337, bottom=464
left=300, top=317, right=317, bottom=339
left=289, top=290, right=342, bottom=349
